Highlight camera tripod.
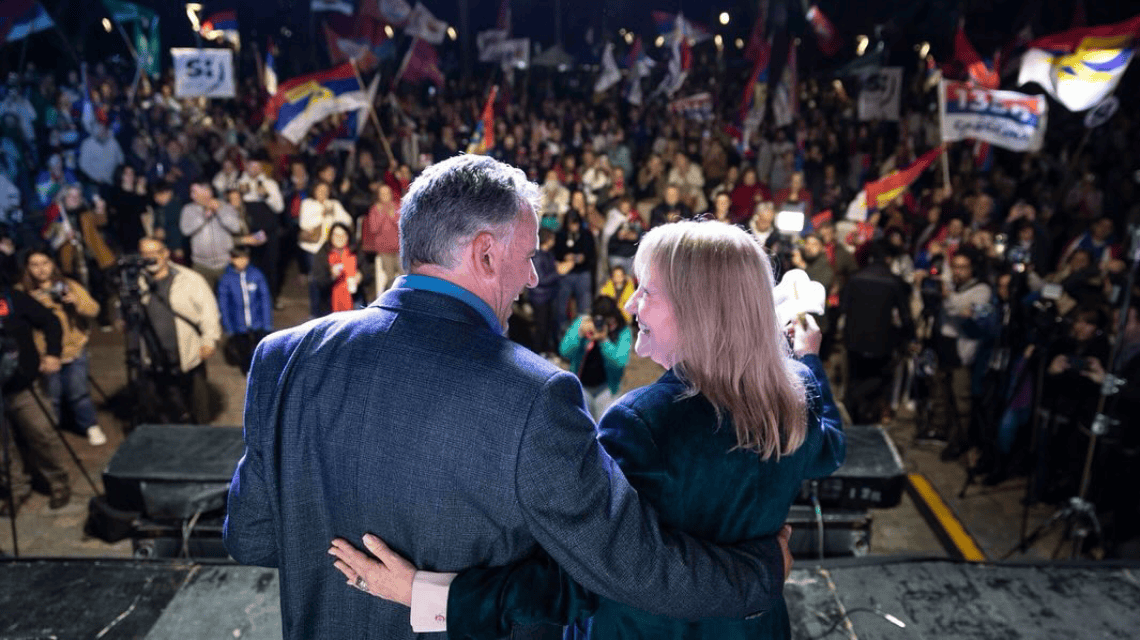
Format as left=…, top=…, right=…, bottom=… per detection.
left=2, top=385, right=102, bottom=558
left=1002, top=225, right=1140, bottom=559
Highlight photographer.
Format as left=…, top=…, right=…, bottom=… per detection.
left=135, top=236, right=222, bottom=424
left=0, top=264, right=69, bottom=515
left=932, top=251, right=994, bottom=461
left=19, top=249, right=106, bottom=446
left=559, top=295, right=632, bottom=419
left=1036, top=305, right=1111, bottom=502
left=180, top=181, right=243, bottom=292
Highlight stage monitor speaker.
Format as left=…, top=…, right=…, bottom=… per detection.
left=796, top=424, right=905, bottom=510
left=103, top=424, right=244, bottom=520
left=786, top=505, right=872, bottom=558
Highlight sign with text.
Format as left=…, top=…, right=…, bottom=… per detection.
left=857, top=67, right=902, bottom=122
left=172, top=48, right=235, bottom=98
left=939, top=80, right=1047, bottom=152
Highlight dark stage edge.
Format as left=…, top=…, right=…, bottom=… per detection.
left=3, top=557, right=1139, bottom=639
left=786, top=557, right=1140, bottom=639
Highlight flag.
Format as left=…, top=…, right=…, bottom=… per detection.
left=739, top=37, right=771, bottom=124
left=321, top=73, right=380, bottom=152
left=858, top=67, right=903, bottom=121
left=264, top=63, right=373, bottom=144
left=101, top=0, right=151, bottom=24
left=1018, top=14, right=1140, bottom=112
left=134, top=14, right=161, bottom=77
left=324, top=13, right=395, bottom=66
left=467, top=85, right=499, bottom=154
left=201, top=10, right=239, bottom=48
left=1, top=0, right=54, bottom=43
left=805, top=4, right=841, bottom=57
left=406, top=2, right=448, bottom=45
left=772, top=41, right=798, bottom=127
left=594, top=43, right=621, bottom=93
left=744, top=1, right=769, bottom=63
left=954, top=25, right=999, bottom=89
left=375, top=0, right=412, bottom=26
left=651, top=11, right=711, bottom=46
left=311, top=0, right=354, bottom=15
left=656, top=20, right=690, bottom=98
left=394, top=38, right=445, bottom=87
left=864, top=146, right=942, bottom=210
left=625, top=36, right=653, bottom=106
left=265, top=38, right=278, bottom=95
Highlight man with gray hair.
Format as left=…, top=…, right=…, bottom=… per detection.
left=225, top=154, right=789, bottom=640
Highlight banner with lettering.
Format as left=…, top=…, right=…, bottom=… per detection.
left=939, top=80, right=1048, bottom=152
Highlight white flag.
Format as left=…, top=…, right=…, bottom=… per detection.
left=406, top=2, right=448, bottom=45
left=594, top=43, right=621, bottom=93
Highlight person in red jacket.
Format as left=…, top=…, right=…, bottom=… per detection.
left=360, top=183, right=402, bottom=295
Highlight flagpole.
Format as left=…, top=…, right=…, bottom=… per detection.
left=349, top=58, right=397, bottom=167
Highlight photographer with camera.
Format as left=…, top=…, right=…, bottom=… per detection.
left=931, top=251, right=994, bottom=462
left=1035, top=305, right=1111, bottom=503
left=0, top=263, right=69, bottom=515
left=180, top=181, right=243, bottom=292
left=19, top=249, right=106, bottom=446
left=135, top=236, right=222, bottom=424
left=559, top=295, right=632, bottom=419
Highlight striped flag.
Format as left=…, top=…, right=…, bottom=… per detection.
left=1, top=0, right=54, bottom=43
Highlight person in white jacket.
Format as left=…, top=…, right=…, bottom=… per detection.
left=299, top=181, right=352, bottom=316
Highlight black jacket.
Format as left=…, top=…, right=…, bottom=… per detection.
left=841, top=263, right=914, bottom=358
left=1, top=288, right=62, bottom=394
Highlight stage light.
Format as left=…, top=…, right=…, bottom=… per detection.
left=856, top=35, right=869, bottom=56
left=385, top=25, right=394, bottom=38
left=447, top=27, right=457, bottom=41
left=655, top=35, right=665, bottom=47
left=735, top=38, right=744, bottom=49
left=103, top=18, right=112, bottom=33
left=714, top=34, right=723, bottom=49
left=918, top=41, right=930, bottom=59
left=719, top=12, right=730, bottom=25
left=623, top=32, right=634, bottom=44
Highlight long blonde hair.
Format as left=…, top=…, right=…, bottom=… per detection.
left=633, top=221, right=807, bottom=459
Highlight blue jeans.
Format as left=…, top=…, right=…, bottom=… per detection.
left=42, top=351, right=98, bottom=435
left=556, top=271, right=593, bottom=333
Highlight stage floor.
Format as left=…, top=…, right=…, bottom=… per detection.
left=3, top=557, right=1138, bottom=639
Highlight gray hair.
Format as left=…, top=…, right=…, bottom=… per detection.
left=399, top=154, right=540, bottom=271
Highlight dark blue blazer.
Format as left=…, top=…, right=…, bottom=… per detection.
left=224, top=285, right=787, bottom=640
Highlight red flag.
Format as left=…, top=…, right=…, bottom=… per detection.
left=954, top=26, right=999, bottom=89
left=864, top=146, right=943, bottom=210
left=744, top=1, right=769, bottom=63
left=395, top=38, right=444, bottom=87
left=805, top=5, right=842, bottom=56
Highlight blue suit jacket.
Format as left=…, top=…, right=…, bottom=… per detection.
left=224, top=284, right=786, bottom=640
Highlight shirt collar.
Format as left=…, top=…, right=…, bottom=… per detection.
left=396, top=274, right=503, bottom=335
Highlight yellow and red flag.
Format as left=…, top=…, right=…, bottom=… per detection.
left=864, top=146, right=943, bottom=210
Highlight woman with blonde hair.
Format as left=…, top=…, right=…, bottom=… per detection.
left=330, top=220, right=846, bottom=640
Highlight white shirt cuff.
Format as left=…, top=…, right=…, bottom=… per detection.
left=410, top=570, right=458, bottom=633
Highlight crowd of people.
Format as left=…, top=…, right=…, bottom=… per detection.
left=0, top=36, right=1137, bottom=552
